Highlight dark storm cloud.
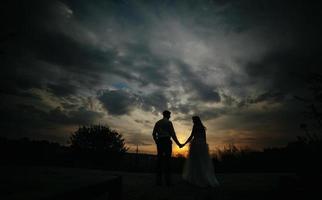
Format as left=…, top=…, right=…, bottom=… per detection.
left=97, top=89, right=139, bottom=116
left=215, top=0, right=322, bottom=96
left=211, top=0, right=321, bottom=32
left=1, top=0, right=108, bottom=97
left=2, top=0, right=321, bottom=94
left=220, top=91, right=287, bottom=109
left=2, top=0, right=174, bottom=97
left=243, top=45, right=322, bottom=96
left=114, top=43, right=172, bottom=87
left=48, top=106, right=104, bottom=125
left=176, top=61, right=221, bottom=103
left=248, top=91, right=286, bottom=104
left=30, top=31, right=117, bottom=71
left=0, top=104, right=104, bottom=139
left=3, top=0, right=216, bottom=104
left=140, top=91, right=169, bottom=112
left=46, top=83, right=79, bottom=97
left=2, top=104, right=102, bottom=127
left=97, top=89, right=169, bottom=115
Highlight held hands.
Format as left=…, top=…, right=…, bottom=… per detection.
left=178, top=140, right=189, bottom=148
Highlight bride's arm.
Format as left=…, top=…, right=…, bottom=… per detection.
left=183, top=128, right=194, bottom=146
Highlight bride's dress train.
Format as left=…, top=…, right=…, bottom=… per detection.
left=182, top=138, right=219, bottom=187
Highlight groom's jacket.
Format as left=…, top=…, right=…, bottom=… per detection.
left=152, top=118, right=176, bottom=140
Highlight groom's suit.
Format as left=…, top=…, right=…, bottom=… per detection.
left=152, top=117, right=177, bottom=186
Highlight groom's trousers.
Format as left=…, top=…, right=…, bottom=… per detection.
left=156, top=137, right=172, bottom=185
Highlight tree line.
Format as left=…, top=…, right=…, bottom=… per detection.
left=1, top=124, right=321, bottom=174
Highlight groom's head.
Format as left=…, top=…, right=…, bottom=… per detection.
left=162, top=110, right=171, bottom=119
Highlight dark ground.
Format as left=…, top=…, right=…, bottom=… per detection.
left=1, top=165, right=314, bottom=200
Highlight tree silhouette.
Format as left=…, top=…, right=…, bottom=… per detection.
left=295, top=73, right=322, bottom=137
left=70, top=125, right=128, bottom=154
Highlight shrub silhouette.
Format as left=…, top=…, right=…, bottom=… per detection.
left=70, top=125, right=128, bottom=154
left=69, top=125, right=128, bottom=169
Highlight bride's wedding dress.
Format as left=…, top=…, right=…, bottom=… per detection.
left=182, top=126, right=219, bottom=187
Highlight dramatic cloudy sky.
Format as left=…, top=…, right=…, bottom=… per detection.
left=1, top=0, right=321, bottom=154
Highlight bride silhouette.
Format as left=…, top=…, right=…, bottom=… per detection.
left=182, top=116, right=219, bottom=187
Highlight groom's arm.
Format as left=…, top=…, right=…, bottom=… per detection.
left=169, top=122, right=181, bottom=147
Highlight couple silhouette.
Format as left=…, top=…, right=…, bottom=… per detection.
left=152, top=110, right=219, bottom=187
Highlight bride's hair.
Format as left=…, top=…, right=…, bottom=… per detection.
left=192, top=116, right=206, bottom=130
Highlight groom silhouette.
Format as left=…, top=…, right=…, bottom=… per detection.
left=152, top=110, right=182, bottom=186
